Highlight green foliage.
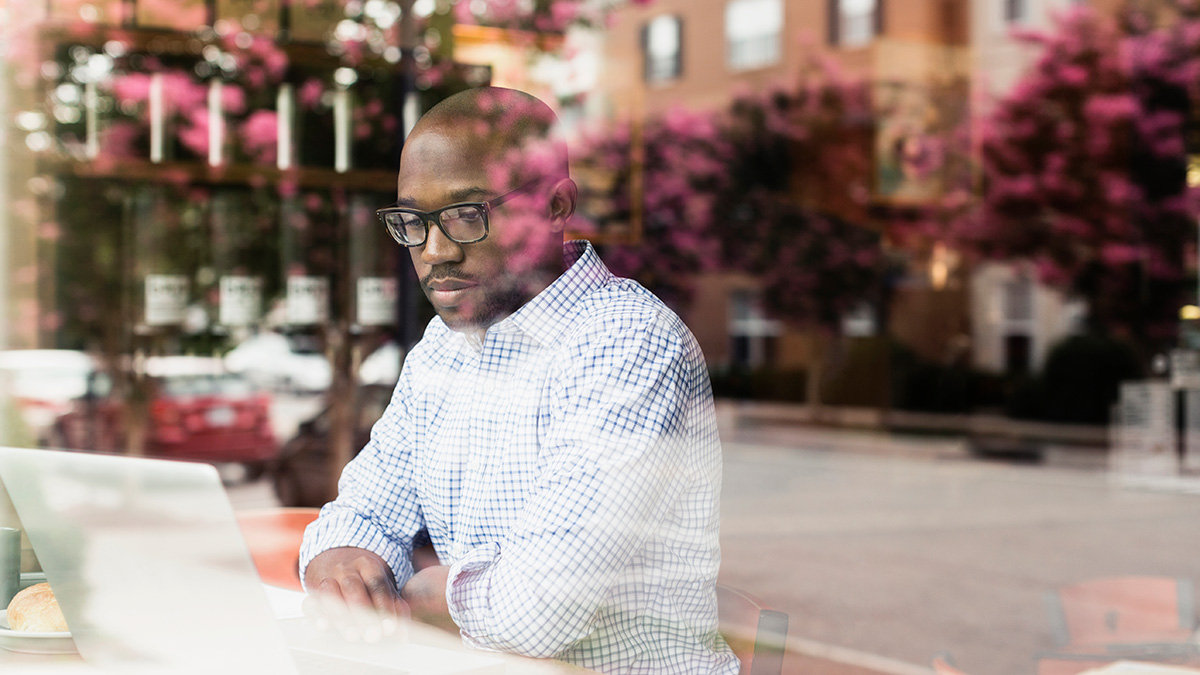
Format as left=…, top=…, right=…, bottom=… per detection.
left=1038, top=334, right=1142, bottom=424
left=888, top=342, right=973, bottom=414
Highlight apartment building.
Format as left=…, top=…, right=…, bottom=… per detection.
left=594, top=0, right=972, bottom=381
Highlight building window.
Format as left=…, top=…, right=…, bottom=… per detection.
left=1001, top=275, right=1034, bottom=374
left=1004, top=0, right=1030, bottom=24
left=726, top=0, right=783, bottom=71
left=642, top=15, right=683, bottom=84
left=729, top=290, right=782, bottom=369
left=1003, top=276, right=1034, bottom=323
left=831, top=0, right=883, bottom=48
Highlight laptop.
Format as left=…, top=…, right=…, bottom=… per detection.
left=0, top=446, right=505, bottom=675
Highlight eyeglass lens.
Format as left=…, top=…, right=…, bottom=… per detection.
left=386, top=205, right=487, bottom=245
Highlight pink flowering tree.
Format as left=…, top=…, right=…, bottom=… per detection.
left=577, top=107, right=734, bottom=309
left=455, top=0, right=655, bottom=34
left=963, top=5, right=1196, bottom=350
left=579, top=52, right=885, bottom=324
left=718, top=54, right=885, bottom=329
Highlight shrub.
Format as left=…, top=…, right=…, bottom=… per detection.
left=1038, top=334, right=1142, bottom=424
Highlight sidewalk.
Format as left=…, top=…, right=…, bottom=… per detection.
left=716, top=399, right=1111, bottom=469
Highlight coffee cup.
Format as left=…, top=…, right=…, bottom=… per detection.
left=0, top=527, right=19, bottom=609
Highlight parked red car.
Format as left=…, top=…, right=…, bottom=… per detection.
left=50, top=356, right=278, bottom=474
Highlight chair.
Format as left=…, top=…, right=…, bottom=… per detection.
left=235, top=507, right=321, bottom=591
left=1045, top=577, right=1196, bottom=648
left=716, top=583, right=789, bottom=675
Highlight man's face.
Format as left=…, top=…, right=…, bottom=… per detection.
left=396, top=127, right=552, bottom=336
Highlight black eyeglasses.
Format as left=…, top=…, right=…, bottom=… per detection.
left=376, top=181, right=541, bottom=247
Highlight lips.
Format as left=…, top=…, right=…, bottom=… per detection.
left=425, top=278, right=477, bottom=306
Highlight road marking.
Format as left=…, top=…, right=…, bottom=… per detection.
left=785, top=635, right=932, bottom=675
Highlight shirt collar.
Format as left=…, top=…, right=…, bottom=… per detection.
left=488, top=240, right=612, bottom=347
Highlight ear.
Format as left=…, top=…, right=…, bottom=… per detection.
left=548, top=178, right=577, bottom=234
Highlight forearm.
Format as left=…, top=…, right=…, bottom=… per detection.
left=299, top=387, right=425, bottom=590
left=445, top=457, right=686, bottom=657
left=400, top=565, right=456, bottom=633
left=299, top=503, right=415, bottom=591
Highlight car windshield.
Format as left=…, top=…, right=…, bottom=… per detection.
left=158, top=374, right=255, bottom=399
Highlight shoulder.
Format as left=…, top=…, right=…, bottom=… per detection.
left=561, top=276, right=703, bottom=368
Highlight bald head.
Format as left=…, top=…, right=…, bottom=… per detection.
left=393, top=86, right=579, bottom=338
left=411, top=87, right=570, bottom=182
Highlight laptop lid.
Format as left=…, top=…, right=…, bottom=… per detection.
left=0, top=446, right=298, bottom=674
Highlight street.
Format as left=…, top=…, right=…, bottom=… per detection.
left=719, top=426, right=1200, bottom=675
left=226, top=419, right=1200, bottom=675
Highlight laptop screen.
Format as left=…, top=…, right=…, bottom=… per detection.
left=0, top=447, right=298, bottom=674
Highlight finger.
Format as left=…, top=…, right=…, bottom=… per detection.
left=302, top=580, right=345, bottom=632
left=347, top=602, right=389, bottom=643
left=365, top=579, right=409, bottom=638
left=339, top=575, right=403, bottom=643
left=300, top=594, right=327, bottom=630
left=317, top=579, right=363, bottom=642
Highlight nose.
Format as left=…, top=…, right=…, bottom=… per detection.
left=420, top=222, right=464, bottom=265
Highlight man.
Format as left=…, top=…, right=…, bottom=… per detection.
left=300, top=87, right=737, bottom=675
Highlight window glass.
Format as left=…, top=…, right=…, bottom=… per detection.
left=645, top=15, right=683, bottom=84
left=840, top=0, right=879, bottom=47
left=158, top=374, right=255, bottom=398
left=726, top=0, right=783, bottom=70
left=1005, top=0, right=1030, bottom=24
left=728, top=290, right=782, bottom=368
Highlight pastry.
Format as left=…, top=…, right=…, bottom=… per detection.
left=6, top=582, right=68, bottom=632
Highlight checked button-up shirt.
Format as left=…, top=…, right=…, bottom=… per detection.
left=300, top=240, right=737, bottom=675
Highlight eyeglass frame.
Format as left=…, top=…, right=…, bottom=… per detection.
left=376, top=180, right=542, bottom=247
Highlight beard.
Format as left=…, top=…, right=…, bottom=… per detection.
left=421, top=266, right=532, bottom=333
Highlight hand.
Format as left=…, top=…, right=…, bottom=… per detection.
left=302, top=547, right=410, bottom=643
left=400, top=565, right=456, bottom=632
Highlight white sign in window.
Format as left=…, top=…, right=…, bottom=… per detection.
left=357, top=277, right=398, bottom=326
left=219, top=276, right=262, bottom=327
left=286, top=276, right=329, bottom=326
left=726, top=0, right=782, bottom=70
left=144, top=274, right=189, bottom=326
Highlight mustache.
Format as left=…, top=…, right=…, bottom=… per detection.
left=421, top=265, right=478, bottom=286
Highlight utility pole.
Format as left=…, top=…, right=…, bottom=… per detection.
left=326, top=0, right=418, bottom=501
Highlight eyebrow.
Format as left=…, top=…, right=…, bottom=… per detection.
left=393, top=187, right=493, bottom=209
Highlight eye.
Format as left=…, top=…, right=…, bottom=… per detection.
left=444, top=206, right=484, bottom=223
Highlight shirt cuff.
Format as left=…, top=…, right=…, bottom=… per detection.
left=298, top=508, right=412, bottom=592
left=446, top=541, right=501, bottom=638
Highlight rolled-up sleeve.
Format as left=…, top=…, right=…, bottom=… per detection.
left=445, top=316, right=695, bottom=658
left=299, top=375, right=427, bottom=591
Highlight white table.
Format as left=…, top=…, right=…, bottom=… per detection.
left=0, top=585, right=591, bottom=675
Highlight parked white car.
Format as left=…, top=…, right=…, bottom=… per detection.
left=358, top=342, right=403, bottom=386
left=0, top=349, right=98, bottom=439
left=223, top=332, right=332, bottom=393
